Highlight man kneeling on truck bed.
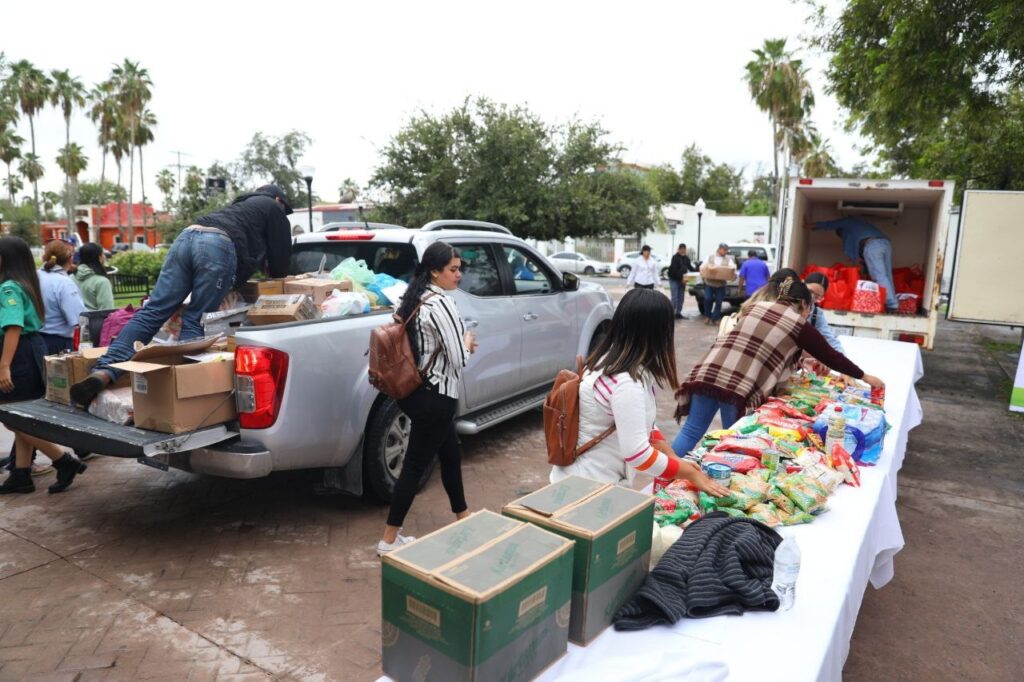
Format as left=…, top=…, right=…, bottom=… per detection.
left=70, top=184, right=294, bottom=407
left=810, top=216, right=898, bottom=313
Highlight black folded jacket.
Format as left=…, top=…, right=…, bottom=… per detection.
left=614, top=513, right=782, bottom=630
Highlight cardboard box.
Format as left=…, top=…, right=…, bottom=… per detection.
left=700, top=264, right=737, bottom=282
left=45, top=347, right=128, bottom=405
left=110, top=338, right=236, bottom=433
left=238, top=278, right=289, bottom=303
left=246, top=294, right=320, bottom=326
left=283, top=277, right=350, bottom=307
left=503, top=476, right=653, bottom=645
left=381, top=510, right=574, bottom=682
left=201, top=305, right=250, bottom=337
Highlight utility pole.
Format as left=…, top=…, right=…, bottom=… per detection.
left=169, top=150, right=191, bottom=213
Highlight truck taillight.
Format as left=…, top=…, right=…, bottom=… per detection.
left=234, top=346, right=289, bottom=429
left=928, top=180, right=944, bottom=187
left=798, top=178, right=813, bottom=185
left=896, top=333, right=926, bottom=346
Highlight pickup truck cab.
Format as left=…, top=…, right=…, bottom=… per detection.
left=0, top=221, right=614, bottom=501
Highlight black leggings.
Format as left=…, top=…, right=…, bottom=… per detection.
left=387, top=383, right=468, bottom=527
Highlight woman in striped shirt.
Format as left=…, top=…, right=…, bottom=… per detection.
left=550, top=288, right=729, bottom=496
left=378, top=242, right=478, bottom=555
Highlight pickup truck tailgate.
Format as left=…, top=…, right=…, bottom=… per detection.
left=0, top=400, right=237, bottom=458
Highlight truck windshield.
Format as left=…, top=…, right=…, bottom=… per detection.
left=290, top=242, right=419, bottom=282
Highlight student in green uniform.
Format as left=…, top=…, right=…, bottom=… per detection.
left=0, top=237, right=87, bottom=494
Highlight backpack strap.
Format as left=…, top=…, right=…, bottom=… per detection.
left=398, top=292, right=443, bottom=378
left=572, top=357, right=616, bottom=457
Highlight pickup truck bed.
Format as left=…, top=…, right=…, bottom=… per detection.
left=0, top=400, right=237, bottom=458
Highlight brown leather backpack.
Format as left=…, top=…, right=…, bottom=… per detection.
left=544, top=355, right=616, bottom=467
left=368, top=294, right=439, bottom=399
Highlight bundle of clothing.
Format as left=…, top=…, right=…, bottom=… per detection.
left=614, top=514, right=781, bottom=629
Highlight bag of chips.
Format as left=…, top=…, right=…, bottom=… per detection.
left=767, top=484, right=796, bottom=515
left=829, top=443, right=862, bottom=487
left=729, top=474, right=770, bottom=506
left=748, top=502, right=783, bottom=528
left=713, top=435, right=774, bottom=458
left=783, top=510, right=815, bottom=525
left=717, top=507, right=748, bottom=519
left=702, top=452, right=763, bottom=473
left=779, top=474, right=830, bottom=513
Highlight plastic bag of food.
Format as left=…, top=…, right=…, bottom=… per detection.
left=829, top=443, right=862, bottom=487
left=88, top=386, right=134, bottom=425
left=767, top=425, right=805, bottom=442
left=803, top=463, right=845, bottom=493
left=783, top=510, right=815, bottom=525
left=702, top=452, right=763, bottom=473
left=320, top=290, right=371, bottom=317
left=767, top=484, right=796, bottom=515
left=748, top=502, right=783, bottom=527
left=713, top=435, right=774, bottom=458
left=731, top=414, right=762, bottom=434
left=707, top=428, right=736, bottom=440
left=750, top=468, right=774, bottom=483
left=764, top=398, right=816, bottom=422
left=729, top=473, right=770, bottom=504
left=779, top=474, right=829, bottom=513
left=330, top=257, right=375, bottom=285
left=366, top=273, right=402, bottom=305
left=717, top=506, right=747, bottom=518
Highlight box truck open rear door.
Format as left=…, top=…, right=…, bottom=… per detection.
left=948, top=189, right=1024, bottom=326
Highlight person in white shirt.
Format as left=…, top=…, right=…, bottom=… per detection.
left=550, top=288, right=729, bottom=496
left=626, top=245, right=660, bottom=289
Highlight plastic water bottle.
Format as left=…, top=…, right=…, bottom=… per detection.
left=772, top=532, right=801, bottom=610
left=824, top=404, right=846, bottom=455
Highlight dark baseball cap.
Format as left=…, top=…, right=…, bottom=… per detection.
left=256, top=184, right=293, bottom=214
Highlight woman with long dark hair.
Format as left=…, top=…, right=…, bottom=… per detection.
left=377, top=241, right=478, bottom=555
left=0, top=237, right=87, bottom=494
left=672, top=278, right=884, bottom=457
left=38, top=239, right=86, bottom=354
left=550, top=288, right=729, bottom=495
left=803, top=272, right=843, bottom=353
left=73, top=243, right=114, bottom=311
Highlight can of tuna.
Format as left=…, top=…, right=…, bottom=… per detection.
left=702, top=462, right=732, bottom=482
left=762, top=449, right=781, bottom=472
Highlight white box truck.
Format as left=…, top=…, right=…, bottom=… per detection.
left=779, top=177, right=956, bottom=349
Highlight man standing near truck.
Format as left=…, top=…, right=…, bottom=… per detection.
left=700, top=243, right=736, bottom=325
left=70, top=184, right=294, bottom=408
left=667, top=243, right=696, bottom=319
left=810, top=216, right=898, bottom=312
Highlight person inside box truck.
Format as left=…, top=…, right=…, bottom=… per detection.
left=810, top=216, right=898, bottom=312
left=0, top=237, right=88, bottom=494
left=69, top=184, right=294, bottom=408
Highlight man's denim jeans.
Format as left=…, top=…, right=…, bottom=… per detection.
left=95, top=229, right=236, bottom=381
left=671, top=393, right=741, bottom=456
left=670, top=279, right=686, bottom=315
left=862, top=238, right=898, bottom=310
left=704, top=285, right=726, bottom=321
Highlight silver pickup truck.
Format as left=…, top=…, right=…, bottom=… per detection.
left=0, top=221, right=613, bottom=501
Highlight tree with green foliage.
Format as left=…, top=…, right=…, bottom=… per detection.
left=810, top=0, right=1024, bottom=194
left=644, top=165, right=684, bottom=204
left=1, top=200, right=39, bottom=246
left=235, top=131, right=311, bottom=209
left=370, top=98, right=657, bottom=239
left=71, top=179, right=125, bottom=204
left=678, top=144, right=747, bottom=214
left=111, top=59, right=153, bottom=240
left=0, top=126, right=22, bottom=204
left=50, top=69, right=87, bottom=234
left=56, top=142, right=88, bottom=216
left=88, top=79, right=119, bottom=213
left=109, top=249, right=166, bottom=279
left=5, top=60, right=51, bottom=238
left=155, top=168, right=175, bottom=212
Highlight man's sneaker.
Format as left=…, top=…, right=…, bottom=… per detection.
left=31, top=462, right=54, bottom=477
left=377, top=534, right=417, bottom=556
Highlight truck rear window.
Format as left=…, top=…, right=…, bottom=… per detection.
left=290, top=242, right=418, bottom=282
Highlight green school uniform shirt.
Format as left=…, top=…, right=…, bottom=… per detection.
left=0, top=280, right=42, bottom=334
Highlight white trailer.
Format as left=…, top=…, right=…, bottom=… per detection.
left=779, top=177, right=955, bottom=349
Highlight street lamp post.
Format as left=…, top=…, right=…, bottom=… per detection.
left=300, top=165, right=315, bottom=233
left=695, top=196, right=706, bottom=261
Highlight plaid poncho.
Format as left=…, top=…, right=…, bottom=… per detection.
left=676, top=302, right=804, bottom=419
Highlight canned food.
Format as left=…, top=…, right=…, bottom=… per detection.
left=702, top=462, right=732, bottom=481
left=762, top=449, right=781, bottom=472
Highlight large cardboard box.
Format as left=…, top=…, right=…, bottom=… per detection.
left=283, top=277, right=350, bottom=307
left=45, top=347, right=128, bottom=405
left=502, top=476, right=653, bottom=645
left=247, top=294, right=320, bottom=325
left=381, top=510, right=574, bottom=682
left=700, top=263, right=737, bottom=282
left=110, top=338, right=236, bottom=433
left=238, top=278, right=289, bottom=303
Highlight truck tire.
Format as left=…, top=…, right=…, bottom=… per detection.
left=617, top=265, right=631, bottom=277
left=583, top=266, right=595, bottom=276
left=363, top=397, right=436, bottom=503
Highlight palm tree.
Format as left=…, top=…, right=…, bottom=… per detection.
left=88, top=80, right=119, bottom=221
left=802, top=132, right=839, bottom=178
left=0, top=126, right=23, bottom=204
left=110, top=60, right=152, bottom=243
left=133, top=108, right=156, bottom=239
left=2, top=173, right=22, bottom=201
left=56, top=143, right=88, bottom=224
left=50, top=69, right=87, bottom=230
left=18, top=153, right=44, bottom=220
left=155, top=168, right=175, bottom=212
left=7, top=60, right=52, bottom=239
left=744, top=38, right=814, bottom=240
left=110, top=125, right=129, bottom=242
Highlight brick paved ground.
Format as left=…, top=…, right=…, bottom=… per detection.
left=2, top=281, right=1020, bottom=681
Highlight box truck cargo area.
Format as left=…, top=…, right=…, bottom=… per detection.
left=781, top=179, right=955, bottom=350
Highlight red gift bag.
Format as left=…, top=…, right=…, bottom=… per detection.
left=851, top=280, right=884, bottom=313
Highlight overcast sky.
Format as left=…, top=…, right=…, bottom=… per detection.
left=2, top=0, right=858, bottom=208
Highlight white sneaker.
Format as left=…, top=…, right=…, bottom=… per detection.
left=31, top=462, right=54, bottom=477
left=377, top=533, right=417, bottom=556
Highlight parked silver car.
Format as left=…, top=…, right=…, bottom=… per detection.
left=1, top=221, right=614, bottom=503
left=547, top=251, right=612, bottom=275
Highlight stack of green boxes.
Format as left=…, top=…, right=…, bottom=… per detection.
left=502, top=476, right=654, bottom=645
left=381, top=510, right=574, bottom=682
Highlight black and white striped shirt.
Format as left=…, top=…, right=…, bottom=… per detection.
left=412, top=284, right=470, bottom=399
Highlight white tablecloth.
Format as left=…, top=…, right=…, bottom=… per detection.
left=538, top=336, right=924, bottom=682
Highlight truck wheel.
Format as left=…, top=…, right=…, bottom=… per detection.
left=583, top=266, right=595, bottom=276
left=695, top=296, right=706, bottom=315
left=364, top=398, right=436, bottom=503
left=617, top=265, right=631, bottom=277
left=588, top=323, right=609, bottom=357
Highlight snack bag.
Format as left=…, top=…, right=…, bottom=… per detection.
left=702, top=452, right=763, bottom=474
left=829, top=443, right=862, bottom=487
left=713, top=435, right=774, bottom=458
left=767, top=484, right=796, bottom=515
left=707, top=429, right=736, bottom=440
left=764, top=398, right=816, bottom=422
left=803, top=464, right=845, bottom=493
left=748, top=503, right=783, bottom=528
left=750, top=468, right=774, bottom=483
left=779, top=474, right=829, bottom=513
left=783, top=510, right=815, bottom=526
left=767, top=425, right=805, bottom=442
left=717, top=507, right=747, bottom=519
left=729, top=473, right=770, bottom=505
left=653, top=491, right=677, bottom=515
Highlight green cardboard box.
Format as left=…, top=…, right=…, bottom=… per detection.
left=381, top=510, right=574, bottom=682
left=502, top=476, right=654, bottom=645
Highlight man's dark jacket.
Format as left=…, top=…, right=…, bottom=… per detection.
left=668, top=253, right=696, bottom=281
left=196, top=190, right=292, bottom=285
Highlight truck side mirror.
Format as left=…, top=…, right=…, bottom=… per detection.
left=562, top=272, right=580, bottom=291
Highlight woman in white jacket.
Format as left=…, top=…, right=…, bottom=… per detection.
left=550, top=288, right=728, bottom=495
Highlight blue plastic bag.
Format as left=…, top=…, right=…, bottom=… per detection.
left=366, top=273, right=401, bottom=305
